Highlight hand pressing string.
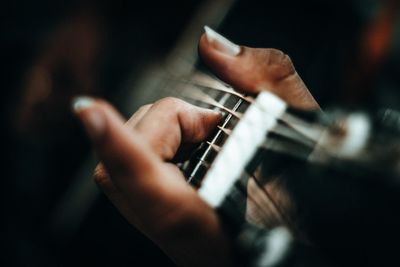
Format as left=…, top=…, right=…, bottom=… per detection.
left=72, top=26, right=319, bottom=266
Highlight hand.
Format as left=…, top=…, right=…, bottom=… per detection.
left=72, top=27, right=318, bottom=266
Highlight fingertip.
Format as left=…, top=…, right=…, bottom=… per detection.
left=182, top=107, right=224, bottom=142
left=199, top=35, right=318, bottom=108
left=198, top=30, right=261, bottom=93
left=72, top=96, right=130, bottom=146
left=199, top=108, right=225, bottom=130
left=201, top=26, right=241, bottom=56
left=72, top=96, right=108, bottom=141
left=72, top=96, right=95, bottom=113
left=197, top=106, right=225, bottom=118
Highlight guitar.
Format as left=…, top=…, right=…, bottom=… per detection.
left=135, top=70, right=400, bottom=266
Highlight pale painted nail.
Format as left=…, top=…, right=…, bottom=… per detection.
left=204, top=26, right=241, bottom=56
left=72, top=96, right=95, bottom=113
left=72, top=96, right=105, bottom=140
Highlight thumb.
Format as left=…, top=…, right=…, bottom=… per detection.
left=199, top=26, right=319, bottom=110
left=71, top=96, right=161, bottom=193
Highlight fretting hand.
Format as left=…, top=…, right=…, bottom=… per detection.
left=72, top=27, right=318, bottom=266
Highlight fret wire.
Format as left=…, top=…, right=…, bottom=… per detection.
left=206, top=141, right=222, bottom=152
left=200, top=100, right=242, bottom=160
left=198, top=97, right=243, bottom=162
left=217, top=125, right=232, bottom=135
left=185, top=95, right=245, bottom=186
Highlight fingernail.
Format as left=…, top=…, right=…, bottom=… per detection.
left=204, top=26, right=241, bottom=56
left=72, top=96, right=95, bottom=112
left=72, top=96, right=106, bottom=140
left=201, top=107, right=226, bottom=118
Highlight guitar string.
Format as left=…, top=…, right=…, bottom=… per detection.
left=173, top=73, right=301, bottom=228
left=179, top=84, right=354, bottom=159
left=165, top=74, right=328, bottom=149
left=152, top=72, right=324, bottom=230
left=184, top=87, right=244, bottom=185
left=169, top=80, right=254, bottom=103
left=147, top=70, right=397, bottom=236
left=157, top=72, right=334, bottom=166
left=164, top=74, right=325, bottom=146
left=145, top=40, right=400, bottom=249
left=180, top=86, right=322, bottom=146
left=180, top=88, right=244, bottom=119
left=161, top=74, right=255, bottom=104
left=158, top=72, right=325, bottom=164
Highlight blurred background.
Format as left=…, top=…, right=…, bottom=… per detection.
left=2, top=0, right=400, bottom=266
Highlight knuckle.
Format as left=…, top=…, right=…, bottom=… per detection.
left=265, top=48, right=296, bottom=77
left=267, top=48, right=293, bottom=66
left=281, top=53, right=295, bottom=70
left=270, top=48, right=285, bottom=59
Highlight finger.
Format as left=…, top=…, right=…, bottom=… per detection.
left=134, top=97, right=222, bottom=160
left=72, top=97, right=210, bottom=226
left=72, top=96, right=162, bottom=191
left=72, top=97, right=190, bottom=231
left=93, top=103, right=153, bottom=210
left=92, top=102, right=154, bottom=226
left=73, top=97, right=232, bottom=266
left=199, top=26, right=319, bottom=110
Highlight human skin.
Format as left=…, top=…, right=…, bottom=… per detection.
left=73, top=29, right=318, bottom=266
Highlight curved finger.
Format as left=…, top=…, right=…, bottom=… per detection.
left=72, top=96, right=161, bottom=189
left=134, top=97, right=222, bottom=160
left=73, top=96, right=232, bottom=266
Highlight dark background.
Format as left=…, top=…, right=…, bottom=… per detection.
left=2, top=0, right=400, bottom=266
